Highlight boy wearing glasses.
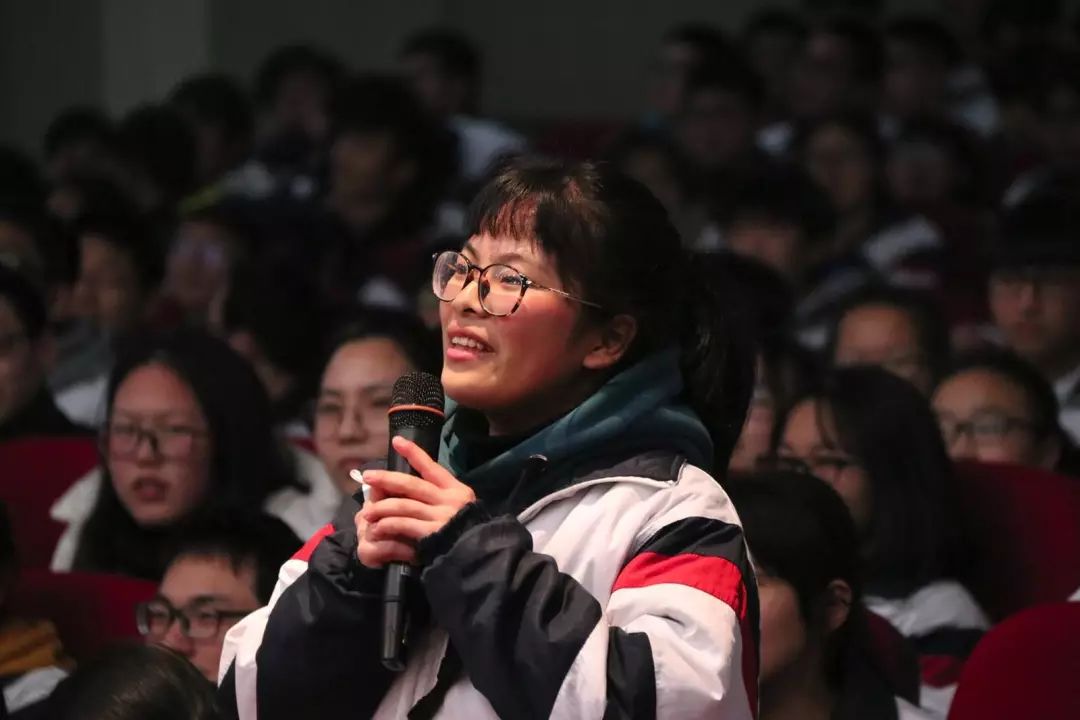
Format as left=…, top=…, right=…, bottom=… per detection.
left=989, top=190, right=1080, bottom=443
left=137, top=512, right=298, bottom=681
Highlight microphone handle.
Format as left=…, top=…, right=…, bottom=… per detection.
left=380, top=423, right=442, bottom=672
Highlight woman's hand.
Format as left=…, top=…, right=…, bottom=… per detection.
left=355, top=435, right=476, bottom=569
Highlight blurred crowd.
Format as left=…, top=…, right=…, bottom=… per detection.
left=1, top=1, right=1080, bottom=718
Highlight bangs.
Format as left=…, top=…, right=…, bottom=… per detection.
left=464, top=162, right=606, bottom=294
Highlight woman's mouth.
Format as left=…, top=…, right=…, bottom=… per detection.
left=131, top=477, right=169, bottom=503
left=447, top=334, right=494, bottom=362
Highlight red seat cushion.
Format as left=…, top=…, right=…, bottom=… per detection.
left=0, top=437, right=100, bottom=568
left=7, top=569, right=157, bottom=662
left=948, top=603, right=1080, bottom=719
left=953, top=461, right=1080, bottom=620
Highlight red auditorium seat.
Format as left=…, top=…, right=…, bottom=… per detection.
left=948, top=603, right=1080, bottom=720
left=953, top=461, right=1080, bottom=620
left=7, top=569, right=157, bottom=662
left=0, top=437, right=100, bottom=568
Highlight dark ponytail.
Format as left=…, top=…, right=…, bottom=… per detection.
left=467, top=156, right=754, bottom=470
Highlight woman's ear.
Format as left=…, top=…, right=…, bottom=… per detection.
left=582, top=314, right=638, bottom=371
left=823, top=579, right=853, bottom=633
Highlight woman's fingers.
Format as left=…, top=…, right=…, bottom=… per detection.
left=368, top=516, right=438, bottom=543
left=363, top=497, right=437, bottom=523
left=362, top=470, right=441, bottom=505
left=357, top=538, right=416, bottom=568
left=390, top=436, right=459, bottom=488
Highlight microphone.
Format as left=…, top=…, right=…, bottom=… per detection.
left=381, top=371, right=445, bottom=672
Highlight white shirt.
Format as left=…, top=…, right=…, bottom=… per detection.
left=1053, top=363, right=1080, bottom=444
left=49, top=446, right=340, bottom=571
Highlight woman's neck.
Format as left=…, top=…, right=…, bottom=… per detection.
left=761, top=652, right=836, bottom=720
left=484, top=372, right=603, bottom=437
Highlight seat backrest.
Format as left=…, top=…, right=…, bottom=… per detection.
left=948, top=603, right=1080, bottom=720
left=7, top=569, right=157, bottom=662
left=953, top=461, right=1080, bottom=620
left=0, top=437, right=99, bottom=568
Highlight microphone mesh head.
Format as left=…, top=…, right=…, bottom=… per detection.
left=389, top=372, right=445, bottom=430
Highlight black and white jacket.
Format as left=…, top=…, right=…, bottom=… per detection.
left=217, top=452, right=759, bottom=719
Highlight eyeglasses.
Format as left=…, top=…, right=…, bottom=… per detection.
left=937, top=411, right=1038, bottom=448
left=431, top=250, right=604, bottom=317
left=102, top=421, right=208, bottom=461
left=758, top=452, right=857, bottom=477
left=135, top=599, right=253, bottom=640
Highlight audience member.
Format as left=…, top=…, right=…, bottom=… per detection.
left=318, top=75, right=456, bottom=305
left=399, top=28, right=525, bottom=189
left=219, top=263, right=322, bottom=436
left=40, top=107, right=116, bottom=184
left=704, top=163, right=835, bottom=282
left=56, top=210, right=165, bottom=426
left=0, top=265, right=86, bottom=442
left=169, top=74, right=254, bottom=191
left=251, top=45, right=343, bottom=186
left=933, top=350, right=1080, bottom=475
left=112, top=104, right=198, bottom=214
left=674, top=60, right=766, bottom=199
left=0, top=204, right=78, bottom=323
left=728, top=472, right=933, bottom=720
left=605, top=129, right=700, bottom=244
left=881, top=15, right=963, bottom=129
left=988, top=189, right=1080, bottom=441
left=0, top=501, right=71, bottom=717
left=794, top=112, right=944, bottom=346
left=827, top=287, right=950, bottom=395
left=313, top=309, right=440, bottom=501
left=646, top=23, right=739, bottom=129
left=138, top=511, right=299, bottom=681
left=741, top=9, right=807, bottom=127
left=775, top=367, right=989, bottom=716
left=43, top=644, right=220, bottom=720
left=49, top=329, right=313, bottom=578
left=163, top=205, right=253, bottom=327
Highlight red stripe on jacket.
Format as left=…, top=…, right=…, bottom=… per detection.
left=293, top=523, right=335, bottom=563
left=613, top=552, right=758, bottom=716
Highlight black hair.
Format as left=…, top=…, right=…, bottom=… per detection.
left=165, top=510, right=301, bottom=604
left=169, top=73, right=254, bottom=149
left=400, top=28, right=481, bottom=82
left=254, top=44, right=345, bottom=108
left=889, top=117, right=986, bottom=206
left=116, top=104, right=198, bottom=203
left=684, top=59, right=766, bottom=110
left=982, top=0, right=1063, bottom=42
left=663, top=22, right=738, bottom=65
left=884, top=15, right=963, bottom=67
left=795, top=110, right=885, bottom=165
left=43, top=106, right=115, bottom=161
left=466, top=156, right=754, bottom=469
left=777, top=366, right=963, bottom=596
left=714, top=163, right=836, bottom=245
left=45, top=643, right=220, bottom=720
left=222, top=261, right=323, bottom=381
left=0, top=146, right=45, bottom=207
left=743, top=8, right=808, bottom=43
left=727, top=471, right=861, bottom=681
left=815, top=17, right=885, bottom=86
left=0, top=262, right=48, bottom=340
left=825, top=285, right=951, bottom=387
left=942, top=349, right=1065, bottom=443
left=72, top=328, right=303, bottom=580
left=994, top=189, right=1080, bottom=268
left=323, top=306, right=442, bottom=379
left=330, top=74, right=458, bottom=230
left=0, top=201, right=79, bottom=288
left=603, top=129, right=691, bottom=197
left=75, top=209, right=166, bottom=293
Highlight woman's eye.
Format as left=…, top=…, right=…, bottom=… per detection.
left=315, top=403, right=342, bottom=416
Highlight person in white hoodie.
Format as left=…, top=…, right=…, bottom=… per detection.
left=49, top=329, right=330, bottom=578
